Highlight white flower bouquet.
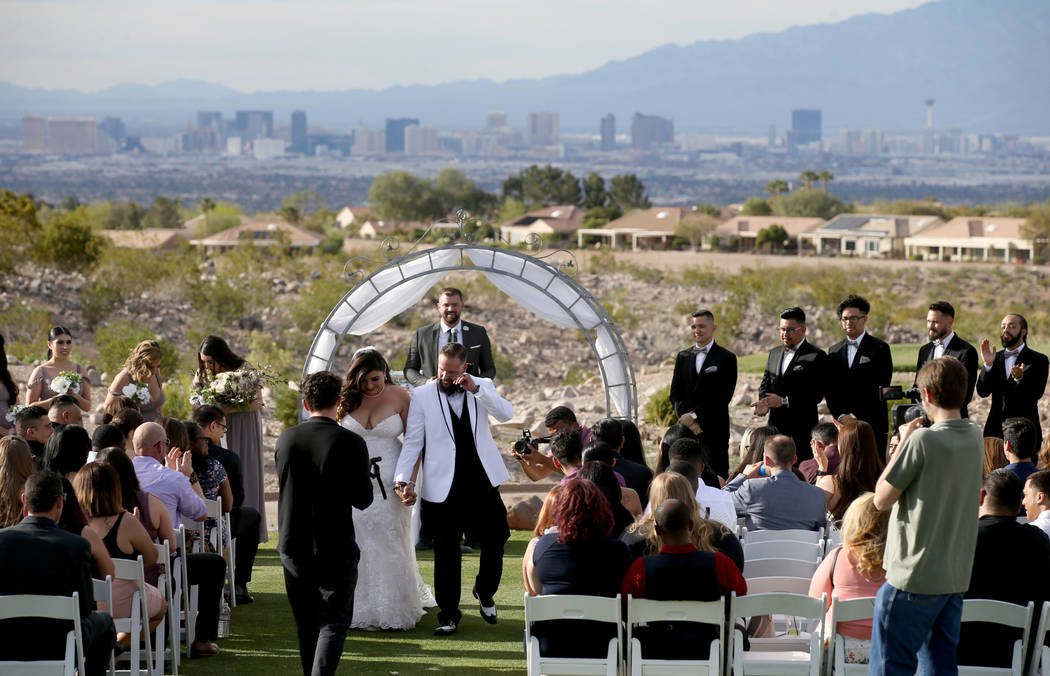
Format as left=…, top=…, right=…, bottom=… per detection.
left=50, top=371, right=83, bottom=396
left=4, top=404, right=25, bottom=424
left=122, top=382, right=151, bottom=406
left=192, top=367, right=266, bottom=410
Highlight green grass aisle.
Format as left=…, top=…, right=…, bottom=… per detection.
left=180, top=531, right=531, bottom=675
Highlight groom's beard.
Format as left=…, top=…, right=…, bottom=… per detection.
left=439, top=380, right=464, bottom=395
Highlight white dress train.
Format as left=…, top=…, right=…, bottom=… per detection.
left=340, top=413, right=435, bottom=630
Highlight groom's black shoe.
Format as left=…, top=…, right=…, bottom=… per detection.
left=473, top=586, right=497, bottom=625
left=434, top=611, right=461, bottom=636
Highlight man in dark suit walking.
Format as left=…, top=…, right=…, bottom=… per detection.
left=404, top=287, right=495, bottom=387
left=753, top=307, right=827, bottom=462
left=825, top=295, right=894, bottom=456
left=669, top=309, right=738, bottom=478
left=0, top=470, right=116, bottom=676
left=977, top=313, right=1049, bottom=449
left=276, top=371, right=373, bottom=676
left=914, top=300, right=979, bottom=418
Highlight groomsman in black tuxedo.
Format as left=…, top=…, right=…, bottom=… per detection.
left=669, top=309, right=738, bottom=478
left=914, top=300, right=979, bottom=418
left=977, top=313, right=1049, bottom=449
left=825, top=295, right=894, bottom=456
left=404, top=287, right=495, bottom=387
left=753, top=307, right=827, bottom=462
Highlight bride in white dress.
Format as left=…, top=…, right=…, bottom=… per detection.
left=338, top=347, right=435, bottom=630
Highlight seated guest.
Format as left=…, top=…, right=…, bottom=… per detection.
left=91, top=424, right=126, bottom=453
left=959, top=469, right=1050, bottom=670
left=655, top=423, right=697, bottom=475
left=591, top=417, right=654, bottom=503
left=14, top=404, right=51, bottom=468
left=0, top=436, right=35, bottom=527
left=815, top=421, right=884, bottom=526
left=49, top=394, right=83, bottom=426
left=101, top=396, right=139, bottom=425
left=523, top=484, right=564, bottom=596
left=0, top=470, right=117, bottom=676
left=582, top=440, right=641, bottom=515
left=184, top=421, right=233, bottom=548
left=667, top=438, right=736, bottom=528
left=511, top=405, right=592, bottom=481
left=547, top=428, right=585, bottom=483
left=74, top=462, right=167, bottom=643
left=621, top=498, right=747, bottom=660
left=984, top=437, right=1008, bottom=477
left=622, top=471, right=744, bottom=573
left=578, top=461, right=636, bottom=537
left=111, top=409, right=144, bottom=455
left=1024, top=469, right=1050, bottom=538
left=799, top=422, right=839, bottom=484
left=619, top=418, right=648, bottom=467
left=727, top=425, right=779, bottom=482
left=1002, top=417, right=1040, bottom=485
left=666, top=461, right=699, bottom=494
left=193, top=404, right=260, bottom=604
left=808, top=492, right=888, bottom=665
left=132, top=421, right=225, bottom=658
left=723, top=434, right=827, bottom=532
left=524, top=478, right=633, bottom=658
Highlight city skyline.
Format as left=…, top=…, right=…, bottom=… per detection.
left=3, top=0, right=930, bottom=92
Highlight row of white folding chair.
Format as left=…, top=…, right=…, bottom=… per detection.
left=731, top=591, right=826, bottom=676
left=745, top=557, right=821, bottom=580
left=0, top=592, right=86, bottom=676
left=182, top=497, right=235, bottom=609
left=111, top=554, right=166, bottom=676
left=524, top=593, right=621, bottom=676
left=743, top=539, right=825, bottom=563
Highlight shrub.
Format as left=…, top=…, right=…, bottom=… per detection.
left=94, top=321, right=180, bottom=378
left=36, top=208, right=106, bottom=271
left=0, top=301, right=53, bottom=362
left=162, top=371, right=197, bottom=422
left=644, top=385, right=676, bottom=428
left=319, top=234, right=344, bottom=256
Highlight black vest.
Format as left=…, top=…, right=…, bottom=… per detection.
left=448, top=396, right=488, bottom=498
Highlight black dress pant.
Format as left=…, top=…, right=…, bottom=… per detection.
left=282, top=560, right=356, bottom=676
left=230, top=507, right=261, bottom=584
left=186, top=552, right=225, bottom=642
left=426, top=485, right=510, bottom=622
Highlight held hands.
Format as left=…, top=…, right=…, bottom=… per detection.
left=394, top=482, right=417, bottom=506
left=751, top=394, right=782, bottom=417
left=980, top=338, right=996, bottom=366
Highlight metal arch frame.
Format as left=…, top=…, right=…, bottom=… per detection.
left=301, top=242, right=638, bottom=421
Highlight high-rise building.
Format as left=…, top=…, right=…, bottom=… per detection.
left=235, top=110, right=274, bottom=140
left=600, top=114, right=615, bottom=151
left=22, top=116, right=46, bottom=152
left=197, top=111, right=223, bottom=130
left=768, top=124, right=777, bottom=148
left=487, top=111, right=507, bottom=128
left=526, top=112, right=559, bottom=146
left=99, top=117, right=126, bottom=146
left=404, top=125, right=439, bottom=154
left=354, top=128, right=385, bottom=155
left=48, top=119, right=99, bottom=154
left=789, top=109, right=822, bottom=150
left=290, top=111, right=308, bottom=154
left=922, top=99, right=936, bottom=154
left=631, top=113, right=673, bottom=149
left=384, top=117, right=419, bottom=153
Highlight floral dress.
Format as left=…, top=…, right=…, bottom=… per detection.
left=197, top=457, right=228, bottom=548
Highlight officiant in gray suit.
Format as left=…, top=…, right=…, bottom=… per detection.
left=404, top=287, right=495, bottom=387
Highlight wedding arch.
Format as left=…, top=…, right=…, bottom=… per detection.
left=301, top=226, right=638, bottom=422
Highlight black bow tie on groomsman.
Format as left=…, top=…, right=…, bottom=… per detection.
left=1003, top=348, right=1021, bottom=358
left=847, top=339, right=860, bottom=347
left=692, top=345, right=709, bottom=354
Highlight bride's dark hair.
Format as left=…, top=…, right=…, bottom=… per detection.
left=337, top=348, right=393, bottom=421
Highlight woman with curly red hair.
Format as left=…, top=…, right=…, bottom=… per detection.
left=524, top=478, right=632, bottom=658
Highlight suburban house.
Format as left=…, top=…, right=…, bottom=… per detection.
left=189, top=219, right=322, bottom=253
left=797, top=214, right=943, bottom=257
left=578, top=206, right=707, bottom=250
left=902, top=217, right=1037, bottom=262
left=100, top=228, right=190, bottom=250
left=499, top=205, right=585, bottom=246
left=713, top=216, right=825, bottom=251
left=356, top=219, right=426, bottom=239
left=336, top=206, right=370, bottom=229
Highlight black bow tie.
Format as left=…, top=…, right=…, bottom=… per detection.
left=693, top=345, right=709, bottom=354
left=847, top=339, right=860, bottom=348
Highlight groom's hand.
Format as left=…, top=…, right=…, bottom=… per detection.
left=395, top=482, right=417, bottom=506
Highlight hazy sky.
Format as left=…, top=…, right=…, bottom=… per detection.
left=4, top=0, right=932, bottom=92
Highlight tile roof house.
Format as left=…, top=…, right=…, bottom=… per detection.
left=903, top=217, right=1036, bottom=263
left=797, top=214, right=943, bottom=257
left=190, top=219, right=322, bottom=252
left=499, top=205, right=584, bottom=245
left=357, top=219, right=425, bottom=239
left=577, top=206, right=704, bottom=250
left=713, top=216, right=825, bottom=251
left=336, top=206, right=370, bottom=229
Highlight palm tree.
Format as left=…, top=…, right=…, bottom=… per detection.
left=799, top=170, right=820, bottom=190
left=765, top=179, right=789, bottom=198
left=818, top=170, right=835, bottom=195
left=199, top=196, right=216, bottom=236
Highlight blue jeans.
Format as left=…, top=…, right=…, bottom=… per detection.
left=869, top=582, right=963, bottom=676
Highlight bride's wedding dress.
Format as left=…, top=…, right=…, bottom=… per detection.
left=341, top=413, right=435, bottom=629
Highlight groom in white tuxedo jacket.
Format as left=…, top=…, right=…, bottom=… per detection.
left=394, top=342, right=514, bottom=636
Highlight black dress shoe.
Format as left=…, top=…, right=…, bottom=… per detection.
left=433, top=614, right=460, bottom=636
left=235, top=585, right=254, bottom=604
left=415, top=537, right=434, bottom=551
left=459, top=544, right=473, bottom=554
left=473, top=587, right=497, bottom=625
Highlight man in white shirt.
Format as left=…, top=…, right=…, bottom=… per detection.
left=1023, top=469, right=1050, bottom=538
left=667, top=438, right=737, bottom=528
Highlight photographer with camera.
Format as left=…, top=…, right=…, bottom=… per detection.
left=510, top=406, right=592, bottom=482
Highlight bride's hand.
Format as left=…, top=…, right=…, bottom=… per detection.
left=399, top=485, right=417, bottom=506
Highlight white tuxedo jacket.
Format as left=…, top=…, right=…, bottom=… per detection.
left=394, top=377, right=514, bottom=503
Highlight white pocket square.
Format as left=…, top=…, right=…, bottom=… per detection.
left=703, top=366, right=719, bottom=373
left=858, top=356, right=871, bottom=364
left=792, top=365, right=804, bottom=371
left=469, top=344, right=481, bottom=349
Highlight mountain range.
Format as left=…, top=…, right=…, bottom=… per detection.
left=2, top=0, right=1048, bottom=135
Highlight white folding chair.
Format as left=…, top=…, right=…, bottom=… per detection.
left=626, top=595, right=723, bottom=676
left=112, top=554, right=166, bottom=676
left=746, top=577, right=812, bottom=595
left=743, top=540, right=825, bottom=563
left=744, top=557, right=821, bottom=580
left=824, top=528, right=843, bottom=552
left=153, top=541, right=178, bottom=676
left=92, top=576, right=116, bottom=676
left=743, top=529, right=824, bottom=545
left=223, top=510, right=236, bottom=609
left=958, top=599, right=1034, bottom=676
left=1028, top=601, right=1049, bottom=676
left=826, top=595, right=876, bottom=675
left=728, top=591, right=826, bottom=676
left=174, top=525, right=197, bottom=659
left=524, top=593, right=622, bottom=676
left=182, top=498, right=222, bottom=555
left=0, top=593, right=86, bottom=676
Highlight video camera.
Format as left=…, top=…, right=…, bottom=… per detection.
left=880, top=385, right=928, bottom=432
left=513, top=429, right=550, bottom=455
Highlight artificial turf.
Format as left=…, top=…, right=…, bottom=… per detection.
left=180, top=531, right=531, bottom=675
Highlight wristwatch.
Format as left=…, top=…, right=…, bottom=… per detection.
left=816, top=470, right=830, bottom=477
